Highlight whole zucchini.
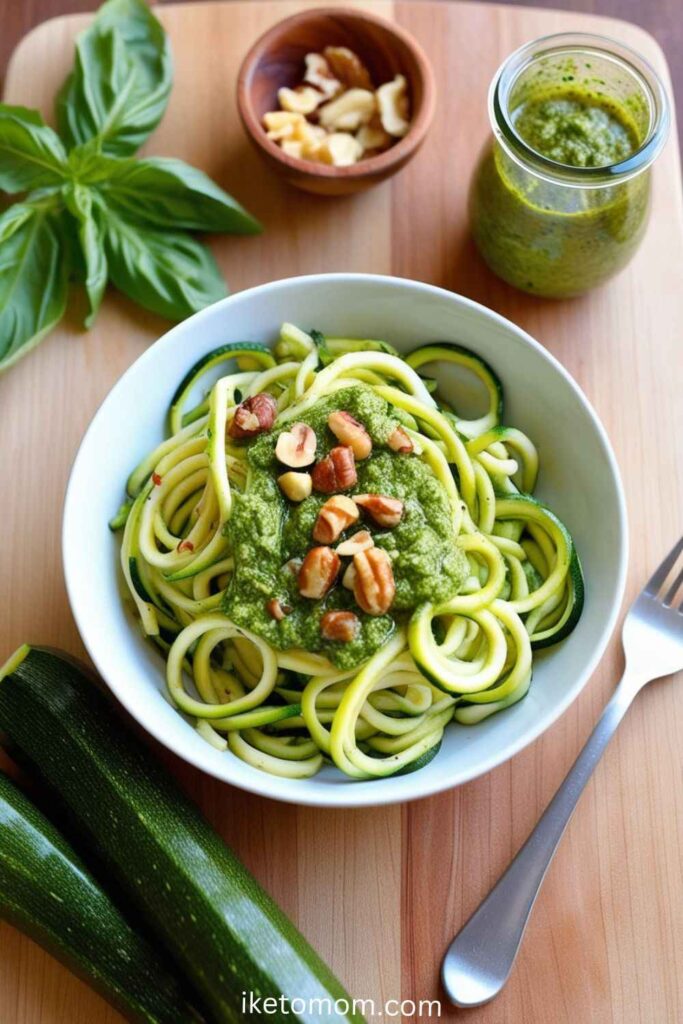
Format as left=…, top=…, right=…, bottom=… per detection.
left=0, top=646, right=365, bottom=1024
left=0, top=770, right=199, bottom=1024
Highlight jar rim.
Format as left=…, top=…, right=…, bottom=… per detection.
left=489, top=32, right=670, bottom=187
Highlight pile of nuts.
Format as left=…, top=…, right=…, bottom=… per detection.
left=227, top=394, right=415, bottom=643
left=262, top=46, right=411, bottom=167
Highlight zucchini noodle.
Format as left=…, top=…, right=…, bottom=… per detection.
left=112, top=325, right=584, bottom=781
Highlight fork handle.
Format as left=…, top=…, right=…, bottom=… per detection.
left=442, top=680, right=634, bottom=1008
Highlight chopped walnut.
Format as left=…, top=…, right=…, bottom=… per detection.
left=353, top=493, right=404, bottom=528
left=312, top=494, right=359, bottom=544
left=314, top=132, right=363, bottom=167
left=336, top=529, right=374, bottom=556
left=318, top=88, right=376, bottom=132
left=227, top=393, right=276, bottom=439
left=263, top=110, right=305, bottom=140
left=311, top=446, right=357, bottom=493
left=342, top=562, right=357, bottom=590
left=298, top=546, right=341, bottom=599
left=353, top=547, right=395, bottom=615
left=356, top=119, right=392, bottom=153
left=266, top=598, right=291, bottom=621
left=261, top=46, right=411, bottom=167
left=328, top=410, right=372, bottom=459
left=278, top=85, right=325, bottom=115
left=387, top=426, right=414, bottom=453
left=304, top=52, right=342, bottom=98
left=376, top=74, right=410, bottom=137
left=323, top=46, right=373, bottom=90
left=320, top=610, right=361, bottom=642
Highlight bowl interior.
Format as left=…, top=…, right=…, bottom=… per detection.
left=241, top=9, right=427, bottom=135
left=63, top=275, right=626, bottom=808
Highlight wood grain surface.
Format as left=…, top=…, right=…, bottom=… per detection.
left=0, top=0, right=681, bottom=151
left=0, top=2, right=682, bottom=1023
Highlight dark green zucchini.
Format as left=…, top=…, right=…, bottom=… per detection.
left=493, top=492, right=585, bottom=648
left=392, top=738, right=443, bottom=776
left=0, top=770, right=199, bottom=1024
left=109, top=498, right=133, bottom=531
left=529, top=546, right=585, bottom=649
left=0, top=646, right=365, bottom=1024
left=309, top=328, right=334, bottom=366
left=168, top=342, right=276, bottom=434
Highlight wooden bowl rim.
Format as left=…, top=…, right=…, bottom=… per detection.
left=236, top=5, right=437, bottom=180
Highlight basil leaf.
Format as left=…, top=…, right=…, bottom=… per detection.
left=100, top=204, right=227, bottom=320
left=0, top=202, right=69, bottom=373
left=91, top=156, right=262, bottom=234
left=63, top=184, right=108, bottom=327
left=66, top=138, right=112, bottom=182
left=57, top=0, right=172, bottom=156
left=0, top=104, right=68, bottom=192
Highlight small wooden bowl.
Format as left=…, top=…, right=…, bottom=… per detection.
left=237, top=7, right=436, bottom=196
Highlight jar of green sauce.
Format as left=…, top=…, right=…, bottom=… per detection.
left=470, top=34, right=670, bottom=297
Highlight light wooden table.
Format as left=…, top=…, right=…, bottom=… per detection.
left=0, top=0, right=681, bottom=150
left=0, top=3, right=682, bottom=1022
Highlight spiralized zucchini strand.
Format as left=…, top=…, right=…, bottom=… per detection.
left=113, top=327, right=583, bottom=781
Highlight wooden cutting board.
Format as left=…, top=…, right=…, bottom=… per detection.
left=1, top=2, right=682, bottom=1022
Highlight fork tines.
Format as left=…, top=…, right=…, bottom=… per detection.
left=645, top=535, right=683, bottom=609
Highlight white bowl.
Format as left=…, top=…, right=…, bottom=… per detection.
left=63, top=274, right=627, bottom=808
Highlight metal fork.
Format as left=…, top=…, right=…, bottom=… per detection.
left=442, top=536, right=683, bottom=1008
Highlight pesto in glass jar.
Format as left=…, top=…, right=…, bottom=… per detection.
left=470, top=34, right=669, bottom=297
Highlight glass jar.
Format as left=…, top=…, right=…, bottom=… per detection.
left=469, top=33, right=670, bottom=298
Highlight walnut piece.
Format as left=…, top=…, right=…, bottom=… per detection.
left=336, top=529, right=374, bottom=557
left=263, top=48, right=411, bottom=167
left=353, top=493, right=404, bottom=528
left=297, top=120, right=327, bottom=147
left=328, top=410, right=372, bottom=459
left=304, top=52, right=342, bottom=98
left=311, top=446, right=357, bottom=493
left=376, top=74, right=410, bottom=137
left=281, top=140, right=304, bottom=159
left=353, top=547, right=395, bottom=616
left=320, top=610, right=361, bottom=642
left=278, top=85, right=325, bottom=115
left=387, top=425, right=414, bottom=453
left=342, top=562, right=357, bottom=590
left=318, top=88, right=376, bottom=132
left=312, top=495, right=359, bottom=544
left=323, top=46, right=373, bottom=90
left=228, top=393, right=277, bottom=439
left=356, top=119, right=392, bottom=153
left=264, top=110, right=326, bottom=154
left=298, top=546, right=341, bottom=599
left=266, top=598, right=291, bottom=621
left=314, top=132, right=363, bottom=167
left=263, top=110, right=305, bottom=140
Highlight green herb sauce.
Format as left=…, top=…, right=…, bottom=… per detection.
left=222, top=385, right=468, bottom=669
left=471, top=81, right=651, bottom=297
left=512, top=89, right=638, bottom=168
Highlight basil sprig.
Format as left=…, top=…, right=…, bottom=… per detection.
left=0, top=0, right=261, bottom=374
left=0, top=201, right=69, bottom=371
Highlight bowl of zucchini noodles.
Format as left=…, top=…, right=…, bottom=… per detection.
left=63, top=274, right=627, bottom=807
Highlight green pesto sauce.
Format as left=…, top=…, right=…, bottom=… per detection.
left=471, top=83, right=650, bottom=297
left=513, top=90, right=637, bottom=168
left=222, top=385, right=468, bottom=669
